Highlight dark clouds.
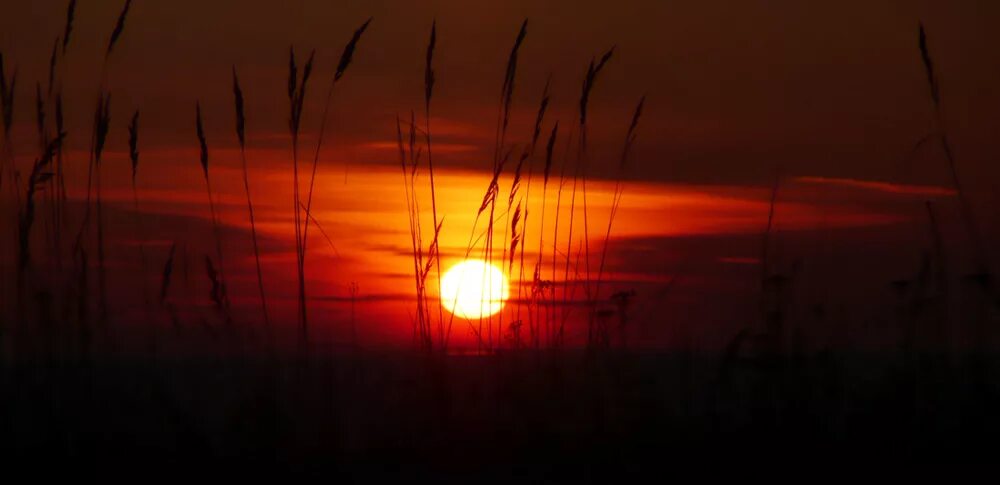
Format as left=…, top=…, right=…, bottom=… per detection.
left=2, top=0, right=998, bottom=189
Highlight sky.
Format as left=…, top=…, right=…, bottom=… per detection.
left=2, top=1, right=998, bottom=183
left=1, top=0, right=998, bottom=351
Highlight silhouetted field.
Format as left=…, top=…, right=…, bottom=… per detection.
left=3, top=349, right=999, bottom=477
left=3, top=1, right=1000, bottom=477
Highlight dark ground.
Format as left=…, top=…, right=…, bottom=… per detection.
left=3, top=347, right=999, bottom=479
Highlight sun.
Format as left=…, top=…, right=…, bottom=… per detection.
left=440, top=260, right=510, bottom=319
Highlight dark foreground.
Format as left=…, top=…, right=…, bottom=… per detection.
left=2, top=349, right=998, bottom=478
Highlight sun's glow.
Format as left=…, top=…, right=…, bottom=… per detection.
left=440, top=260, right=510, bottom=319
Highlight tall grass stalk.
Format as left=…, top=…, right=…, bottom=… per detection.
left=397, top=117, right=416, bottom=344
left=593, top=96, right=644, bottom=311
left=195, top=102, right=229, bottom=315
left=571, top=48, right=613, bottom=349
left=159, top=242, right=178, bottom=331
left=298, top=19, right=372, bottom=349
left=62, top=0, right=77, bottom=54
left=0, top=53, right=20, bottom=209
left=507, top=78, right=549, bottom=348
left=106, top=0, right=132, bottom=57
left=53, top=93, right=65, bottom=265
left=423, top=21, right=445, bottom=350
left=439, top=20, right=528, bottom=351
left=398, top=113, right=435, bottom=350
left=301, top=18, right=372, bottom=246
left=759, top=167, right=781, bottom=338
left=54, top=0, right=75, bottom=232
left=34, top=83, right=53, bottom=262
left=18, top=137, right=63, bottom=318
left=533, top=121, right=558, bottom=348
left=232, top=67, right=270, bottom=331
left=286, top=47, right=316, bottom=349
left=127, top=111, right=149, bottom=308
left=551, top=124, right=577, bottom=347
left=489, top=20, right=528, bottom=349
left=42, top=43, right=59, bottom=264
left=397, top=115, right=420, bottom=344
left=71, top=0, right=132, bottom=330
left=49, top=0, right=77, bottom=266
left=917, top=24, right=989, bottom=279
left=0, top=54, right=15, bottom=331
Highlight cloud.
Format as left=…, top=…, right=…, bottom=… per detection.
left=791, top=176, right=956, bottom=197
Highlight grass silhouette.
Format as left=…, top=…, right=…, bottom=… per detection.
left=0, top=5, right=998, bottom=475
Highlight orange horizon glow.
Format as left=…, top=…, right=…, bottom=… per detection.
left=1, top=145, right=945, bottom=349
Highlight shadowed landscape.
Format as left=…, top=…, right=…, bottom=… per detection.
left=2, top=0, right=1000, bottom=477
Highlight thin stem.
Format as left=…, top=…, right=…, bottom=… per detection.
left=239, top=146, right=270, bottom=330
left=424, top=104, right=444, bottom=350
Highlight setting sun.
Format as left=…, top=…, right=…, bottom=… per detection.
left=440, top=260, right=510, bottom=319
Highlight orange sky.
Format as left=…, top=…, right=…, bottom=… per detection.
left=1, top=1, right=998, bottom=350
left=50, top=151, right=967, bottom=350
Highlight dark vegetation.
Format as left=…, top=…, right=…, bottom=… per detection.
left=1, top=1, right=999, bottom=477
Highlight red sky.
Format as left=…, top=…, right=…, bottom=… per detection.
left=2, top=0, right=999, bottom=185
left=1, top=1, right=998, bottom=351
